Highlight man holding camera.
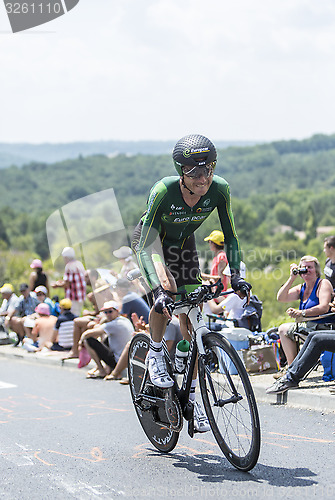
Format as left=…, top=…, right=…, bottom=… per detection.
left=276, top=255, right=333, bottom=369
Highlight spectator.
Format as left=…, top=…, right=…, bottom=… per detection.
left=276, top=256, right=333, bottom=369
left=86, top=269, right=114, bottom=310
left=52, top=247, right=86, bottom=316
left=323, top=236, right=335, bottom=290
left=34, top=285, right=57, bottom=316
left=8, top=283, right=39, bottom=345
left=105, top=313, right=182, bottom=384
left=23, top=303, right=57, bottom=351
left=51, top=295, right=61, bottom=316
left=0, top=283, right=19, bottom=334
left=267, top=297, right=335, bottom=393
left=29, top=258, right=49, bottom=294
left=112, top=246, right=137, bottom=278
left=50, top=298, right=77, bottom=351
left=81, top=300, right=133, bottom=379
left=202, top=230, right=229, bottom=291
left=220, top=293, right=248, bottom=326
left=63, top=292, right=102, bottom=360
left=114, top=278, right=150, bottom=324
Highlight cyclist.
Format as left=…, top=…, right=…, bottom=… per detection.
left=133, top=134, right=251, bottom=432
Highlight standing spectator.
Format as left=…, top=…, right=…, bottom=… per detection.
left=52, top=247, right=86, bottom=317
left=202, top=230, right=229, bottom=291
left=50, top=298, right=77, bottom=351
left=114, top=278, right=150, bottom=324
left=29, top=258, right=49, bottom=294
left=112, top=246, right=137, bottom=278
left=0, top=283, right=19, bottom=334
left=80, top=300, right=133, bottom=379
left=323, top=236, right=335, bottom=290
left=8, top=283, right=39, bottom=345
left=34, top=285, right=57, bottom=316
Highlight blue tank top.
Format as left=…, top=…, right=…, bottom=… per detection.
left=299, top=278, right=320, bottom=310
left=300, top=278, right=333, bottom=324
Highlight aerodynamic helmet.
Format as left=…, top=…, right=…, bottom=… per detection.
left=172, top=134, right=217, bottom=176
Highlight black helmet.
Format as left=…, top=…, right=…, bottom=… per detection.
left=172, top=134, right=217, bottom=176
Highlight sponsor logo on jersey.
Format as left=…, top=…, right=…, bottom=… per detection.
left=147, top=191, right=157, bottom=214
left=203, top=198, right=211, bottom=206
left=191, top=215, right=207, bottom=222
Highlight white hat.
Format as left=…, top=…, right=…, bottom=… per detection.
left=100, top=300, right=120, bottom=312
left=113, top=246, right=133, bottom=259
left=62, top=247, right=76, bottom=259
left=35, top=285, right=48, bottom=295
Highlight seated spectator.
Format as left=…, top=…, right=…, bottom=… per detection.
left=50, top=299, right=77, bottom=351
left=8, top=283, right=39, bottom=345
left=63, top=292, right=102, bottom=360
left=86, top=269, right=114, bottom=310
left=29, top=258, right=49, bottom=294
left=22, top=303, right=57, bottom=351
left=51, top=295, right=61, bottom=316
left=114, top=278, right=150, bottom=324
left=266, top=328, right=335, bottom=394
left=105, top=314, right=182, bottom=385
left=276, top=256, right=333, bottom=369
left=34, top=285, right=57, bottom=316
left=80, top=300, right=133, bottom=379
left=220, top=293, right=248, bottom=326
left=0, top=283, right=19, bottom=334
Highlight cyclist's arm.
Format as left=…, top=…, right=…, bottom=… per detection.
left=216, top=182, right=241, bottom=271
left=136, top=181, right=167, bottom=291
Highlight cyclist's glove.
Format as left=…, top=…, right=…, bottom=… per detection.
left=153, top=286, right=174, bottom=314
left=230, top=269, right=252, bottom=296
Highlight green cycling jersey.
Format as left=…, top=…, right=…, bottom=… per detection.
left=136, top=175, right=241, bottom=290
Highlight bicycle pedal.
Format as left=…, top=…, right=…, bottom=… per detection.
left=187, top=419, right=194, bottom=438
left=182, top=401, right=194, bottom=421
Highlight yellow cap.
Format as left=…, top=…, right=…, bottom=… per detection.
left=204, top=230, right=225, bottom=246
left=0, top=283, right=14, bottom=293
left=59, top=298, right=72, bottom=310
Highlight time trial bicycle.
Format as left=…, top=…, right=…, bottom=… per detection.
left=127, top=277, right=261, bottom=471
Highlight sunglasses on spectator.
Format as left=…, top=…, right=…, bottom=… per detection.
left=182, top=162, right=216, bottom=179
left=36, top=292, right=46, bottom=296
left=104, top=309, right=116, bottom=314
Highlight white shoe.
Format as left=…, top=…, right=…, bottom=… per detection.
left=147, top=353, right=174, bottom=388
left=193, top=401, right=210, bottom=433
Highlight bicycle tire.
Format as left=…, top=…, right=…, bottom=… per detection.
left=128, top=333, right=179, bottom=453
left=198, top=332, right=261, bottom=471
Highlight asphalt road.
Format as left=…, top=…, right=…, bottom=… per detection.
left=0, top=358, right=334, bottom=500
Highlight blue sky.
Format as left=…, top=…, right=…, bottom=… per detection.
left=0, top=0, right=334, bottom=143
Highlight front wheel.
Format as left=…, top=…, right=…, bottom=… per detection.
left=128, top=333, right=179, bottom=453
left=198, top=333, right=261, bottom=471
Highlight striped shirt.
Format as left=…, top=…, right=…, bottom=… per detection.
left=63, top=260, right=86, bottom=302
left=55, top=311, right=77, bottom=348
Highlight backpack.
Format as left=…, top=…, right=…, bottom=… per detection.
left=320, top=351, right=335, bottom=382
left=240, top=295, right=263, bottom=332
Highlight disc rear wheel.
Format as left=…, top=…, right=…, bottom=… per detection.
left=128, top=334, right=179, bottom=453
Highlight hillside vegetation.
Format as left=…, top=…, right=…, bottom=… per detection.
left=1, top=132, right=335, bottom=329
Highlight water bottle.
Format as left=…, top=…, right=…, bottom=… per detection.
left=174, top=340, right=190, bottom=373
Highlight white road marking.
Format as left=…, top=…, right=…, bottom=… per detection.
left=0, top=381, right=17, bottom=389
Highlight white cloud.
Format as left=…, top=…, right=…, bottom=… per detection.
left=0, top=0, right=334, bottom=142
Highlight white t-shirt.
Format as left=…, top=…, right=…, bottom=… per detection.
left=220, top=293, right=247, bottom=320
left=103, top=315, right=133, bottom=361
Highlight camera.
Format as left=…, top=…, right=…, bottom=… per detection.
left=293, top=267, right=308, bottom=275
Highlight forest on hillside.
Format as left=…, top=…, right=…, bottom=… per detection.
left=1, top=132, right=335, bottom=329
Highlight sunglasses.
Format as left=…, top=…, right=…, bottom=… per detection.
left=104, top=309, right=116, bottom=314
left=182, top=162, right=216, bottom=179
left=36, top=292, right=45, bottom=296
